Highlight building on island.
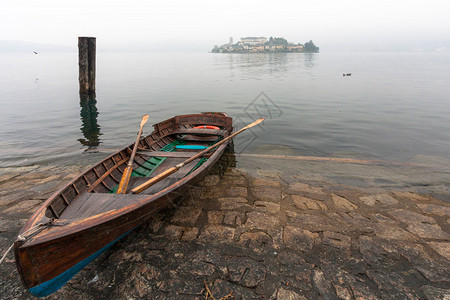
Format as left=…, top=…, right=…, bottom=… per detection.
left=240, top=37, right=268, bottom=46
left=212, top=36, right=318, bottom=53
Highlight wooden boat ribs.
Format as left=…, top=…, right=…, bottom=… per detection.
left=15, top=113, right=233, bottom=297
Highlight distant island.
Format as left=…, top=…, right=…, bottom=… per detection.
left=212, top=37, right=319, bottom=53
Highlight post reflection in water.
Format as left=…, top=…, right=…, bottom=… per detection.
left=78, top=95, right=102, bottom=150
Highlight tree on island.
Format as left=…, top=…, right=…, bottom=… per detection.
left=304, top=40, right=319, bottom=52
left=267, top=37, right=289, bottom=45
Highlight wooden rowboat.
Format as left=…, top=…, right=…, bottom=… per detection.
left=14, top=112, right=233, bottom=297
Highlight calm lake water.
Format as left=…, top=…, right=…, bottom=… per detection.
left=1, top=52, right=449, bottom=171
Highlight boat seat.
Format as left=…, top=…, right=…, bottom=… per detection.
left=172, top=128, right=226, bottom=136
left=136, top=151, right=200, bottom=158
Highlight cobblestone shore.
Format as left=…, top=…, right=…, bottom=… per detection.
left=1, top=161, right=449, bottom=299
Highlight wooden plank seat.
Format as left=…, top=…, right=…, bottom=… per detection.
left=136, top=151, right=201, bottom=158
left=171, top=128, right=226, bottom=136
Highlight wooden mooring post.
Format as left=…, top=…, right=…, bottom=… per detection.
left=78, top=37, right=96, bottom=96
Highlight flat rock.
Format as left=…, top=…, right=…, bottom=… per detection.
left=389, top=209, right=436, bottom=225
left=207, top=211, right=224, bottom=224
left=226, top=257, right=266, bottom=288
left=217, top=197, right=250, bottom=210
left=2, top=200, right=42, bottom=214
left=251, top=186, right=281, bottom=202
left=322, top=231, right=351, bottom=252
left=251, top=177, right=281, bottom=187
left=224, top=186, right=248, bottom=197
left=426, top=242, right=450, bottom=260
left=198, top=174, right=220, bottom=187
left=374, top=223, right=418, bottom=241
left=245, top=211, right=280, bottom=230
left=417, top=204, right=450, bottom=217
left=164, top=225, right=198, bottom=240
left=286, top=211, right=329, bottom=229
left=253, top=200, right=280, bottom=214
left=283, top=225, right=319, bottom=252
left=359, top=194, right=398, bottom=206
left=277, top=288, right=307, bottom=300
left=393, top=191, right=429, bottom=201
left=332, top=194, right=358, bottom=211
left=292, top=195, right=328, bottom=210
left=221, top=175, right=246, bottom=186
left=289, top=182, right=325, bottom=195
left=313, top=269, right=336, bottom=299
left=238, top=232, right=273, bottom=251
left=224, top=168, right=247, bottom=177
left=170, top=206, right=202, bottom=226
left=200, top=186, right=224, bottom=199
left=223, top=211, right=243, bottom=226
left=421, top=285, right=450, bottom=300
left=198, top=225, right=235, bottom=243
left=407, top=223, right=450, bottom=240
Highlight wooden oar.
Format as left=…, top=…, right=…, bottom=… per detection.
left=131, top=118, right=265, bottom=194
left=116, top=114, right=149, bottom=194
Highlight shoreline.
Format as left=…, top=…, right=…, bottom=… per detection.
left=1, top=156, right=449, bottom=299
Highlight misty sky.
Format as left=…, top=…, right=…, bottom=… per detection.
left=1, top=0, right=449, bottom=51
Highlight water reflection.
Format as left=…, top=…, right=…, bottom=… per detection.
left=78, top=95, right=101, bottom=150
left=303, top=53, right=316, bottom=69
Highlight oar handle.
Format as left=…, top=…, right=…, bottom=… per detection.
left=131, top=165, right=180, bottom=194
left=131, top=118, right=265, bottom=194
left=116, top=114, right=149, bottom=194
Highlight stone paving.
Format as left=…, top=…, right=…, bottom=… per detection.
left=1, top=162, right=449, bottom=299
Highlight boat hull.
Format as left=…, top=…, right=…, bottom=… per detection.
left=14, top=113, right=233, bottom=296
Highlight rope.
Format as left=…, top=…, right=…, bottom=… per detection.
left=0, top=243, right=14, bottom=265
left=0, top=219, right=54, bottom=266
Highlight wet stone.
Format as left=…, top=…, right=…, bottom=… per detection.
left=421, top=285, right=450, bottom=300
left=286, top=211, right=328, bottom=229
left=283, top=226, right=319, bottom=252
left=251, top=186, right=281, bottom=202
left=164, top=225, right=198, bottom=241
left=200, top=186, right=223, bottom=199
left=397, top=243, right=450, bottom=283
left=198, top=225, right=235, bottom=243
left=198, top=174, right=220, bottom=187
left=224, top=186, right=247, bottom=197
left=289, top=182, right=325, bottom=195
left=0, top=191, right=36, bottom=207
left=246, top=211, right=280, bottom=230
left=277, top=288, right=307, bottom=300
left=238, top=232, right=273, bottom=252
left=170, top=206, right=202, bottom=226
left=207, top=211, right=224, bottom=224
left=223, top=212, right=243, bottom=226
left=2, top=200, right=42, bottom=215
left=217, top=197, right=250, bottom=210
left=407, top=223, right=450, bottom=240
left=365, top=270, right=420, bottom=299
left=322, top=231, right=351, bottom=253
left=417, top=203, right=450, bottom=217
left=374, top=223, right=418, bottom=241
left=210, top=279, right=258, bottom=299
left=313, top=269, right=336, bottom=299
left=426, top=242, right=450, bottom=260
left=393, top=191, right=429, bottom=201
left=224, top=168, right=246, bottom=177
left=332, top=194, right=358, bottom=211
left=359, top=193, right=398, bottom=206
left=253, top=200, right=280, bottom=214
left=251, top=177, right=281, bottom=187
left=292, top=195, right=328, bottom=210
left=221, top=175, right=246, bottom=186
left=388, top=208, right=436, bottom=225
left=226, top=257, right=266, bottom=288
